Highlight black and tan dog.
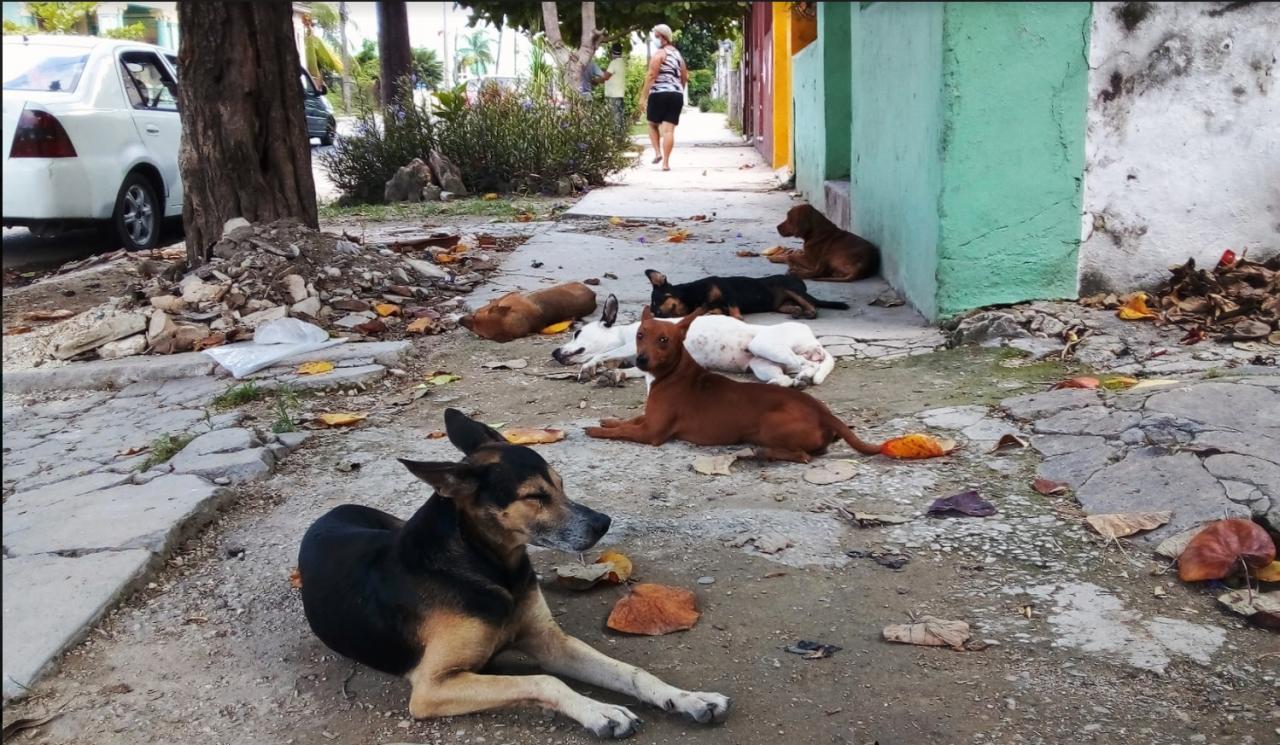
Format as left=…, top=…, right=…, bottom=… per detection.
left=298, top=409, right=730, bottom=738
left=645, top=269, right=849, bottom=319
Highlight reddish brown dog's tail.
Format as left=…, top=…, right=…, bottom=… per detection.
left=824, top=412, right=882, bottom=455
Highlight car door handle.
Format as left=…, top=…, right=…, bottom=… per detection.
left=145, top=124, right=160, bottom=134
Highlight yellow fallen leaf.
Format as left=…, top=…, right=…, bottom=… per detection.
left=609, top=216, right=624, bottom=226
left=1258, top=561, right=1280, bottom=583
left=1128, top=378, right=1181, bottom=392
left=406, top=317, right=436, bottom=334
left=666, top=228, right=691, bottom=243
left=761, top=245, right=785, bottom=257
left=434, top=253, right=460, bottom=264
left=1100, top=375, right=1138, bottom=390
left=374, top=303, right=400, bottom=317
left=504, top=427, right=566, bottom=445
left=483, top=192, right=499, bottom=200
left=596, top=550, right=633, bottom=584
left=316, top=412, right=368, bottom=427
left=880, top=434, right=957, bottom=459
left=1117, top=292, right=1158, bottom=320
left=296, top=360, right=335, bottom=375
left=540, top=320, right=572, bottom=334
left=515, top=212, right=534, bottom=222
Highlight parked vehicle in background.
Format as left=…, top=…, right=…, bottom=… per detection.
left=3, top=35, right=182, bottom=250
left=3, top=35, right=338, bottom=252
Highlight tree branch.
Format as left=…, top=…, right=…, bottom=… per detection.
left=541, top=2, right=564, bottom=50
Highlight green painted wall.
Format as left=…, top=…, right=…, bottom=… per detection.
left=935, top=2, right=1091, bottom=316
left=849, top=2, right=945, bottom=319
left=820, top=2, right=851, bottom=180
left=792, top=42, right=826, bottom=205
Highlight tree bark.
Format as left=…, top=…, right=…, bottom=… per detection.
left=541, top=1, right=603, bottom=97
left=177, top=2, right=318, bottom=266
left=377, top=1, right=411, bottom=105
left=339, top=1, right=352, bottom=112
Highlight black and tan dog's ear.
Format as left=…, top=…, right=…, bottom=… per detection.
left=443, top=408, right=506, bottom=454
left=601, top=294, right=619, bottom=327
left=398, top=459, right=479, bottom=499
left=644, top=269, right=668, bottom=287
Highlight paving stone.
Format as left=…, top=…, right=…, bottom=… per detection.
left=260, top=364, right=387, bottom=391
left=169, top=447, right=274, bottom=484
left=1076, top=452, right=1248, bottom=543
left=154, top=376, right=229, bottom=406
left=918, top=405, right=988, bottom=430
left=961, top=417, right=1022, bottom=444
left=1189, top=429, right=1280, bottom=465
left=181, top=427, right=260, bottom=457
left=1038, top=445, right=1118, bottom=489
left=1033, top=406, right=1141, bottom=437
left=2, top=550, right=152, bottom=702
left=1202, top=453, right=1280, bottom=499
left=2, top=475, right=227, bottom=556
left=114, top=380, right=163, bottom=398
left=1032, top=435, right=1108, bottom=458
left=13, top=459, right=104, bottom=493
left=275, top=431, right=311, bottom=450
left=6, top=471, right=131, bottom=509
left=1000, top=389, right=1100, bottom=421
left=25, top=393, right=111, bottom=418
left=1145, top=382, right=1280, bottom=438
left=1, top=352, right=217, bottom=394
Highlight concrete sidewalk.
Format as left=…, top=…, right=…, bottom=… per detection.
left=471, top=110, right=944, bottom=359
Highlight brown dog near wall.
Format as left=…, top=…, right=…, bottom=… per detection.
left=772, top=204, right=880, bottom=281
left=461, top=282, right=597, bottom=342
left=584, top=308, right=882, bottom=462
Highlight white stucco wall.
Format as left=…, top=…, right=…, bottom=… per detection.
left=1080, top=1, right=1280, bottom=294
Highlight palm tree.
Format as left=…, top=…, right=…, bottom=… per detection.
left=411, top=47, right=444, bottom=90
left=455, top=29, right=495, bottom=78
left=301, top=12, right=344, bottom=90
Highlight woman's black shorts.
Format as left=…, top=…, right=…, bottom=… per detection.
left=646, top=91, right=684, bottom=125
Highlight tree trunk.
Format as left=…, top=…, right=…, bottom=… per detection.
left=339, top=1, right=352, bottom=113
left=177, top=2, right=317, bottom=266
left=377, top=1, right=411, bottom=105
left=541, top=0, right=602, bottom=98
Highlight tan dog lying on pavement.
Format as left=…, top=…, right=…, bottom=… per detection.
left=772, top=204, right=880, bottom=281
left=585, top=308, right=882, bottom=462
left=461, top=282, right=597, bottom=342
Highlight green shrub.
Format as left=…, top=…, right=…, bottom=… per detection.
left=318, top=84, right=437, bottom=203
left=688, top=69, right=713, bottom=107
left=699, top=96, right=727, bottom=114
left=624, top=57, right=648, bottom=125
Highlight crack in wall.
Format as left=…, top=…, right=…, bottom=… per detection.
left=951, top=197, right=1073, bottom=251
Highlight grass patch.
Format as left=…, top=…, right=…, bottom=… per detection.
left=138, top=432, right=195, bottom=472
left=629, top=121, right=650, bottom=137
left=319, top=196, right=546, bottom=221
left=211, top=382, right=263, bottom=411
left=271, top=385, right=301, bottom=434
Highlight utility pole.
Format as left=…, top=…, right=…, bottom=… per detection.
left=441, top=2, right=450, bottom=88
left=338, top=1, right=352, bottom=112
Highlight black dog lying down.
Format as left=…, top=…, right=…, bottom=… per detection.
left=298, top=409, right=730, bottom=738
left=646, top=269, right=849, bottom=319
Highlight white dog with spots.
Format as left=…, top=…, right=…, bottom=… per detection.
left=552, top=295, right=835, bottom=388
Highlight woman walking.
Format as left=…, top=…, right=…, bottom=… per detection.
left=639, top=24, right=687, bottom=171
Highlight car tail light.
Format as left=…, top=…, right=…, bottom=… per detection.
left=10, top=108, right=77, bottom=158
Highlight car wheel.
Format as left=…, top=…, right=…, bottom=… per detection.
left=112, top=173, right=161, bottom=251
left=319, top=121, right=336, bottom=147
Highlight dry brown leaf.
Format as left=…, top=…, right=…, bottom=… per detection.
left=503, top=428, right=565, bottom=445
left=803, top=460, right=857, bottom=485
left=316, top=412, right=369, bottom=427
left=1153, top=527, right=1200, bottom=560
left=406, top=317, right=436, bottom=334
left=374, top=303, right=401, bottom=317
left=1084, top=511, right=1172, bottom=540
left=1051, top=376, right=1100, bottom=390
left=761, top=245, right=785, bottom=257
left=1178, top=518, right=1276, bottom=582
left=21, top=308, right=75, bottom=322
left=989, top=434, right=1030, bottom=453
left=692, top=454, right=737, bottom=476
left=607, top=583, right=700, bottom=635
left=596, top=549, right=633, bottom=584
left=3, top=325, right=34, bottom=335
left=1033, top=478, right=1070, bottom=496
left=288, top=568, right=302, bottom=589
left=880, top=434, right=956, bottom=459
left=515, top=212, right=534, bottom=222
left=296, top=360, right=335, bottom=375
left=426, top=430, right=447, bottom=439
left=556, top=562, right=613, bottom=590
left=735, top=250, right=759, bottom=258
left=1117, top=292, right=1158, bottom=320
left=434, top=253, right=460, bottom=264
left=882, top=616, right=971, bottom=650
left=666, top=229, right=691, bottom=243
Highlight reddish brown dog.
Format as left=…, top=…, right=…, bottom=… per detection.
left=772, top=204, right=880, bottom=281
left=584, top=308, right=882, bottom=462
left=461, top=282, right=597, bottom=342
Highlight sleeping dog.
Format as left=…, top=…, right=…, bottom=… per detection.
left=646, top=269, right=848, bottom=319
left=298, top=409, right=730, bottom=737
left=552, top=294, right=835, bottom=388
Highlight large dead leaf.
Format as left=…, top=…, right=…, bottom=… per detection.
left=406, top=317, right=437, bottom=334
left=1051, top=376, right=1100, bottom=390
left=692, top=454, right=737, bottom=476
left=1178, top=518, right=1276, bottom=582
left=1032, top=478, right=1070, bottom=496
left=556, top=562, right=613, bottom=590
left=540, top=320, right=572, bottom=334
left=21, top=308, right=75, bottom=322
left=596, top=549, right=633, bottom=583
left=989, top=434, right=1029, bottom=453
left=928, top=490, right=996, bottom=517
left=1085, top=511, right=1172, bottom=540
left=1117, top=292, right=1158, bottom=320
left=607, top=583, right=700, bottom=635
left=316, top=412, right=368, bottom=427
left=882, top=616, right=971, bottom=650
left=880, top=434, right=956, bottom=459
left=481, top=358, right=528, bottom=370
left=1153, top=527, right=1200, bottom=560
left=374, top=303, right=401, bottom=317
left=1217, top=589, right=1280, bottom=630
left=504, top=428, right=565, bottom=445
left=802, top=460, right=857, bottom=485
left=426, top=372, right=462, bottom=386
left=296, top=360, right=335, bottom=375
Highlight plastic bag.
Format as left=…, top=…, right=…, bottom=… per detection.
left=203, top=318, right=346, bottom=378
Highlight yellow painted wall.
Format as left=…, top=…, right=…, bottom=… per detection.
left=771, top=2, right=792, bottom=169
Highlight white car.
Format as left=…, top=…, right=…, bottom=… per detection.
left=3, top=35, right=182, bottom=251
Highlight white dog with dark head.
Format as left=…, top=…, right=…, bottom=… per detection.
left=552, top=295, right=835, bottom=388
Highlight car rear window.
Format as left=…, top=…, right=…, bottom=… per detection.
left=3, top=43, right=90, bottom=92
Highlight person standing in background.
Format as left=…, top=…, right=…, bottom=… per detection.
left=639, top=24, right=687, bottom=171
left=603, top=43, right=627, bottom=131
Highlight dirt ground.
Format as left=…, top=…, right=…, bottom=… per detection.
left=4, top=325, right=1276, bottom=745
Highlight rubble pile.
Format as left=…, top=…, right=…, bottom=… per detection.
left=40, top=218, right=520, bottom=362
